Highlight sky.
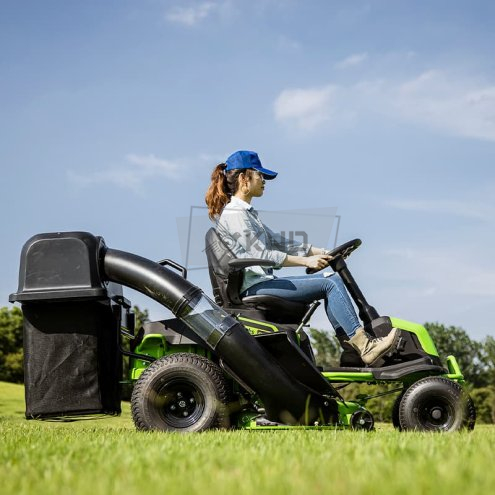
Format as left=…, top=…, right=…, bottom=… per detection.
left=1, top=0, right=494, bottom=341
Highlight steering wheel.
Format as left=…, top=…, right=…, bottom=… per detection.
left=306, top=238, right=362, bottom=274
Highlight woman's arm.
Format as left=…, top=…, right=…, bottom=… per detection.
left=282, top=254, right=332, bottom=270
left=218, top=209, right=331, bottom=270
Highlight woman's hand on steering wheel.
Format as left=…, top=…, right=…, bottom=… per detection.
left=304, top=254, right=333, bottom=271
left=305, top=239, right=361, bottom=274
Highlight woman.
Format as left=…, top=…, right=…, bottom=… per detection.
left=204, top=150, right=399, bottom=365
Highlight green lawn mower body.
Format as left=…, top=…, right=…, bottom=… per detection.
left=128, top=312, right=471, bottom=432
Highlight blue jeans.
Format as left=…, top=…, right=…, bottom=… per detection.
left=241, top=273, right=361, bottom=338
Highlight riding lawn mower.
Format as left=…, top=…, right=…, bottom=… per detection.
left=9, top=231, right=475, bottom=432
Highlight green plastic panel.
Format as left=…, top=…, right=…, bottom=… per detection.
left=237, top=316, right=279, bottom=335
left=390, top=317, right=439, bottom=356
left=130, top=334, right=167, bottom=380
left=129, top=335, right=211, bottom=381
left=322, top=371, right=374, bottom=382
left=337, top=401, right=363, bottom=427
left=444, top=355, right=464, bottom=382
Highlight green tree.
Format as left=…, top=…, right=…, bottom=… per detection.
left=132, top=305, right=149, bottom=333
left=424, top=322, right=487, bottom=387
left=0, top=306, right=24, bottom=383
left=470, top=387, right=495, bottom=423
left=483, top=336, right=495, bottom=386
left=308, top=328, right=341, bottom=368
left=475, top=336, right=495, bottom=423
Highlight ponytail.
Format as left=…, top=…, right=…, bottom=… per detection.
left=205, top=163, right=229, bottom=220
left=205, top=164, right=256, bottom=220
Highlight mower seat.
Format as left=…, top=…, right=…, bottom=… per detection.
left=205, top=227, right=310, bottom=324
left=240, top=294, right=310, bottom=322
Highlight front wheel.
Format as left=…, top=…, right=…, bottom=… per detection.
left=131, top=353, right=230, bottom=432
left=398, top=377, right=476, bottom=432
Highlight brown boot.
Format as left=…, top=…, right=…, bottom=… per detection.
left=348, top=327, right=400, bottom=366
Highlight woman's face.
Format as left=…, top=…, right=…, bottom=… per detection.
left=241, top=170, right=266, bottom=197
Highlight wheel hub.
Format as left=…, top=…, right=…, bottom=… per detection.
left=430, top=407, right=443, bottom=420
left=350, top=410, right=374, bottom=431
left=156, top=379, right=205, bottom=428
left=167, top=391, right=197, bottom=418
left=418, top=398, right=454, bottom=429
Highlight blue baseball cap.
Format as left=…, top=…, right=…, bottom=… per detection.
left=225, top=150, right=278, bottom=180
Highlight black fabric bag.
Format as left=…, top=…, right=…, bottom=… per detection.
left=22, top=301, right=122, bottom=418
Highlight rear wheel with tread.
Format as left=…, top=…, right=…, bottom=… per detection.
left=131, top=353, right=230, bottom=432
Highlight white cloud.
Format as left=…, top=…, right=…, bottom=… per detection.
left=68, top=169, right=144, bottom=192
left=335, top=52, right=368, bottom=69
left=126, top=153, right=181, bottom=180
left=68, top=153, right=184, bottom=194
left=274, top=69, right=495, bottom=141
left=273, top=85, right=337, bottom=130
left=165, top=2, right=217, bottom=27
left=393, top=70, right=495, bottom=142
left=165, top=1, right=235, bottom=27
left=197, top=152, right=226, bottom=164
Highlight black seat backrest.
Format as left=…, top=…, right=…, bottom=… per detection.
left=205, top=227, right=242, bottom=306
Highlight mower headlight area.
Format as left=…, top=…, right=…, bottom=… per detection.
left=179, top=293, right=239, bottom=348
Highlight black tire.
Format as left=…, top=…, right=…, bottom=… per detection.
left=398, top=377, right=475, bottom=432
left=131, top=353, right=230, bottom=432
left=391, top=390, right=405, bottom=430
left=465, top=394, right=477, bottom=431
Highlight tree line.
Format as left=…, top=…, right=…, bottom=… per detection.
left=1, top=306, right=494, bottom=422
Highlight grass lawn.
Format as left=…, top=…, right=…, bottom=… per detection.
left=1, top=381, right=494, bottom=495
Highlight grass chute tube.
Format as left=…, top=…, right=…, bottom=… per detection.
left=103, top=248, right=334, bottom=425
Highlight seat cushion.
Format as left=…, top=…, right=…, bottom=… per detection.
left=241, top=295, right=309, bottom=323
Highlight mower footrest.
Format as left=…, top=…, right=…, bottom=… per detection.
left=370, top=358, right=446, bottom=380
left=324, top=357, right=446, bottom=381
